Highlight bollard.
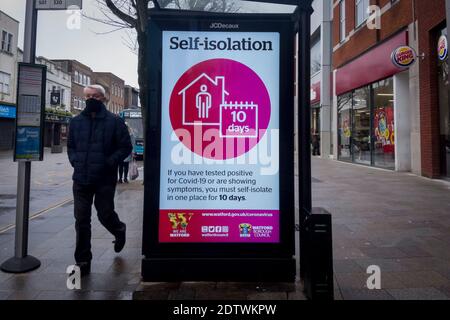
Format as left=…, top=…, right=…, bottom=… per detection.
left=303, top=207, right=334, bottom=300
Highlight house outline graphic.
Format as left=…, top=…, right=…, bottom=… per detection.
left=178, top=73, right=229, bottom=126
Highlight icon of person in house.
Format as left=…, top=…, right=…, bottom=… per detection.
left=196, top=85, right=212, bottom=119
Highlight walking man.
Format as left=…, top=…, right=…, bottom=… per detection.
left=67, top=84, right=132, bottom=276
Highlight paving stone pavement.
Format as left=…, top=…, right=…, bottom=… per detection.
left=312, top=157, right=450, bottom=300
left=0, top=154, right=450, bottom=300
left=0, top=149, right=73, bottom=231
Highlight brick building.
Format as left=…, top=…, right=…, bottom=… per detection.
left=331, top=0, right=422, bottom=174
left=93, top=72, right=125, bottom=114
left=328, top=0, right=450, bottom=179
left=52, top=59, right=94, bottom=115
left=415, top=0, right=449, bottom=178
left=124, top=85, right=140, bottom=109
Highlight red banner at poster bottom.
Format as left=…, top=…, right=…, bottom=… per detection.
left=159, top=209, right=280, bottom=243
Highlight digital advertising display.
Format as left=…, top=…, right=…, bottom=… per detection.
left=158, top=31, right=280, bottom=243
left=142, top=12, right=296, bottom=282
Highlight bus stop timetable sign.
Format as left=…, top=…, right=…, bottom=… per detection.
left=35, top=0, right=82, bottom=10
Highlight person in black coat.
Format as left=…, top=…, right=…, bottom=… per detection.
left=67, top=84, right=132, bottom=276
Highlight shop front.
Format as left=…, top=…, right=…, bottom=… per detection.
left=0, top=102, right=16, bottom=150
left=44, top=110, right=71, bottom=151
left=335, top=31, right=411, bottom=171
left=337, top=78, right=395, bottom=169
left=437, top=27, right=450, bottom=179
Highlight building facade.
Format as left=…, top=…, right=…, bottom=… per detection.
left=310, top=0, right=333, bottom=158
left=52, top=59, right=94, bottom=115
left=37, top=56, right=72, bottom=148
left=93, top=72, right=125, bottom=114
left=416, top=0, right=450, bottom=179
left=0, top=10, right=19, bottom=150
left=124, top=85, right=140, bottom=109
left=331, top=0, right=421, bottom=174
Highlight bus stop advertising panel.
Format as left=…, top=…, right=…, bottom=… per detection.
left=143, top=11, right=296, bottom=282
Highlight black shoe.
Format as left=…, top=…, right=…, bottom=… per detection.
left=76, top=262, right=91, bottom=277
left=124, top=179, right=129, bottom=184
left=113, top=224, right=126, bottom=253
left=118, top=179, right=123, bottom=184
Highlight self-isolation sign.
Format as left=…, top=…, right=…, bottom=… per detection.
left=159, top=31, right=280, bottom=243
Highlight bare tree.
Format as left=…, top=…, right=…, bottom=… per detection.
left=91, top=0, right=239, bottom=146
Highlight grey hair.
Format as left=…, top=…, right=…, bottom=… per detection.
left=84, top=84, right=106, bottom=97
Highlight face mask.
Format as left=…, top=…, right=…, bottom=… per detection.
left=85, top=98, right=102, bottom=113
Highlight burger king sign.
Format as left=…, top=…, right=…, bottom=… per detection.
left=438, top=35, right=448, bottom=61
left=391, top=46, right=417, bottom=69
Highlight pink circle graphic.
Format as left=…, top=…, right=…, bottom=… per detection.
left=169, top=58, right=271, bottom=160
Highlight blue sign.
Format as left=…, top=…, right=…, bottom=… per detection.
left=0, top=104, right=16, bottom=119
left=15, top=127, right=41, bottom=160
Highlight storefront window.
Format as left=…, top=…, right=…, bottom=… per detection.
left=338, top=93, right=352, bottom=161
left=438, top=27, right=450, bottom=178
left=337, top=77, right=396, bottom=169
left=352, top=86, right=371, bottom=165
left=373, top=78, right=395, bottom=169
left=311, top=37, right=321, bottom=76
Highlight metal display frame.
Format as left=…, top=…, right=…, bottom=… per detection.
left=142, top=9, right=296, bottom=282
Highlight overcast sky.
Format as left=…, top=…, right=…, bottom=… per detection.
left=0, top=0, right=296, bottom=88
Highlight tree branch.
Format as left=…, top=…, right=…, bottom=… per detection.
left=104, top=0, right=137, bottom=27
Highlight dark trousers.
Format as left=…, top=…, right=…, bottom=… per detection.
left=118, top=162, right=129, bottom=181
left=312, top=146, right=320, bottom=156
left=73, top=182, right=125, bottom=263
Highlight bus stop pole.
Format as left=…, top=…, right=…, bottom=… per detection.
left=1, top=0, right=41, bottom=273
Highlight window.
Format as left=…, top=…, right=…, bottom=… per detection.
left=74, top=71, right=79, bottom=84
left=1, top=31, right=6, bottom=51
left=339, top=0, right=346, bottom=42
left=311, top=36, right=321, bottom=75
left=373, top=78, right=395, bottom=169
left=338, top=93, right=352, bottom=161
left=337, top=77, right=396, bottom=169
left=0, top=72, right=11, bottom=95
left=1, top=31, right=12, bottom=53
left=352, top=86, right=371, bottom=165
left=7, top=33, right=12, bottom=53
left=356, top=0, right=370, bottom=27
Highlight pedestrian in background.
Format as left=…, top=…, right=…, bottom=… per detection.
left=118, top=124, right=135, bottom=184
left=312, top=133, right=320, bottom=156
left=67, top=84, right=132, bottom=276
